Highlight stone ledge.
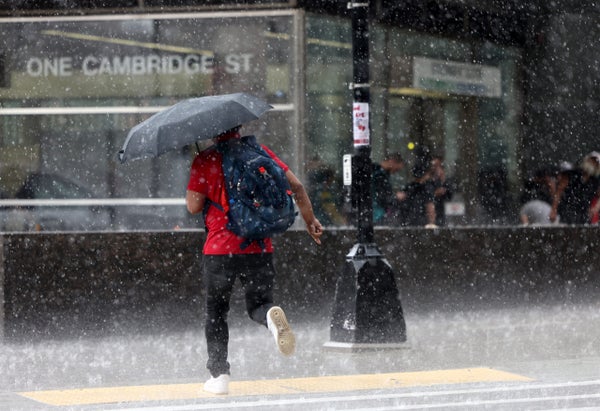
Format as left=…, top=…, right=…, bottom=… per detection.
left=1, top=227, right=599, bottom=340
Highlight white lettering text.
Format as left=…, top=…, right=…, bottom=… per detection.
left=26, top=57, right=73, bottom=77
left=26, top=53, right=249, bottom=77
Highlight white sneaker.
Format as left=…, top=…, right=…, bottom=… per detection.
left=267, top=306, right=296, bottom=356
left=203, top=374, right=230, bottom=395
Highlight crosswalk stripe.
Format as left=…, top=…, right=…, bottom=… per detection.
left=18, top=367, right=532, bottom=407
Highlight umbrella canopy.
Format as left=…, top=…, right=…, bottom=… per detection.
left=118, top=93, right=272, bottom=163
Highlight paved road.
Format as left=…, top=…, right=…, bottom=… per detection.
left=2, top=302, right=600, bottom=410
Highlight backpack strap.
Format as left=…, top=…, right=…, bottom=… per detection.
left=236, top=136, right=277, bottom=251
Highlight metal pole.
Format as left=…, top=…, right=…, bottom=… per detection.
left=350, top=1, right=374, bottom=244
left=325, top=1, right=406, bottom=350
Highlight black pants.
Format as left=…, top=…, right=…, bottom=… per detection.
left=202, top=253, right=276, bottom=377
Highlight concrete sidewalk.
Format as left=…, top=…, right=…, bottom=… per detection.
left=2, top=301, right=600, bottom=410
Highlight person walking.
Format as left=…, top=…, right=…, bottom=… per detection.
left=186, top=126, right=323, bottom=395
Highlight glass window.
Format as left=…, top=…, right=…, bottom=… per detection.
left=305, top=13, right=523, bottom=227
left=1, top=11, right=524, bottom=231
left=370, top=24, right=523, bottom=226
left=0, top=11, right=301, bottom=231
left=304, top=14, right=353, bottom=227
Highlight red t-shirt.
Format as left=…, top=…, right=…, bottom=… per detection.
left=187, top=140, right=290, bottom=255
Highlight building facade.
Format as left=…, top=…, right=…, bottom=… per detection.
left=0, top=1, right=598, bottom=230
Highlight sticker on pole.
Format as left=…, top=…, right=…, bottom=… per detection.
left=343, top=154, right=352, bottom=186
left=352, top=102, right=370, bottom=147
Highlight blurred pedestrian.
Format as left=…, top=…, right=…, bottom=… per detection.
left=400, top=148, right=436, bottom=227
left=519, top=166, right=558, bottom=226
left=520, top=166, right=557, bottom=206
left=372, top=152, right=406, bottom=225
left=520, top=199, right=556, bottom=225
left=550, top=153, right=600, bottom=224
left=477, top=166, right=511, bottom=225
left=430, top=155, right=453, bottom=226
left=307, top=160, right=346, bottom=226
left=585, top=154, right=600, bottom=223
left=186, top=126, right=323, bottom=395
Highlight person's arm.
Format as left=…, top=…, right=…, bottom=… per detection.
left=186, top=190, right=206, bottom=214
left=550, top=175, right=568, bottom=222
left=285, top=169, right=323, bottom=244
left=425, top=201, right=436, bottom=227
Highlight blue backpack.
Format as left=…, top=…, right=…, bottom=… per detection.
left=207, top=135, right=297, bottom=249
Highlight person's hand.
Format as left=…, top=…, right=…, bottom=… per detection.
left=306, top=218, right=323, bottom=244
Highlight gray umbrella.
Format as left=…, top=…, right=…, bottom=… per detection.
left=118, top=93, right=272, bottom=163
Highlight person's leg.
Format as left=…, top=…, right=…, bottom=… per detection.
left=238, top=253, right=295, bottom=356
left=203, top=255, right=236, bottom=378
left=238, top=253, right=275, bottom=326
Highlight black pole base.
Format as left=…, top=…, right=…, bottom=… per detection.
left=325, top=243, right=407, bottom=350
